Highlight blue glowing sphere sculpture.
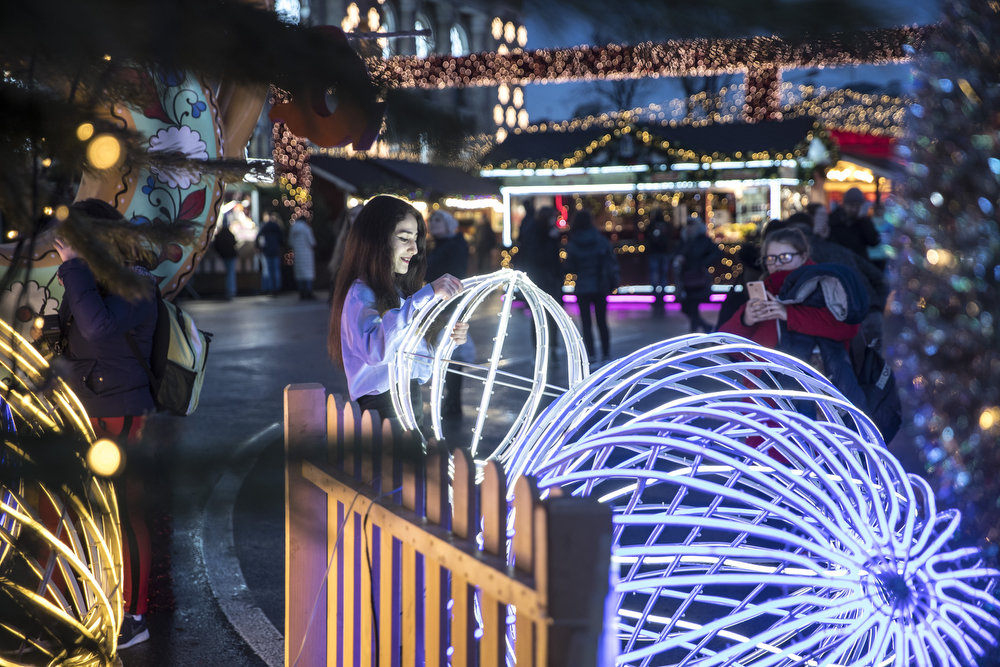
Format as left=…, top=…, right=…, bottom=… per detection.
left=503, top=334, right=1000, bottom=666
left=391, top=269, right=589, bottom=457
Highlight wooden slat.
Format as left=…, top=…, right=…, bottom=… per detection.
left=329, top=497, right=343, bottom=665
left=342, top=503, right=357, bottom=663
left=378, top=524, right=394, bottom=666
left=450, top=572, right=471, bottom=667
left=284, top=383, right=329, bottom=667
left=424, top=558, right=442, bottom=667
left=401, top=540, right=417, bottom=666
left=513, top=476, right=540, bottom=666
left=359, top=503, right=373, bottom=667
left=452, top=448, right=477, bottom=540
left=425, top=449, right=448, bottom=528
left=480, top=462, right=507, bottom=665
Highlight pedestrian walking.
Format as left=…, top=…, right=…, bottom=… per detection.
left=327, top=195, right=468, bottom=431
left=212, top=222, right=238, bottom=299
left=515, top=203, right=566, bottom=355
left=828, top=187, right=879, bottom=259
left=426, top=210, right=472, bottom=416
left=473, top=213, right=497, bottom=274
left=673, top=219, right=723, bottom=332
left=645, top=207, right=675, bottom=297
left=256, top=212, right=285, bottom=295
left=288, top=217, right=316, bottom=300
left=565, top=209, right=616, bottom=363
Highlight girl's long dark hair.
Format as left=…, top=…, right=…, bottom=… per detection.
left=327, top=195, right=427, bottom=364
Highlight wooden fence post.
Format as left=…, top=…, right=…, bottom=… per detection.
left=542, top=495, right=613, bottom=667
left=285, top=383, right=329, bottom=667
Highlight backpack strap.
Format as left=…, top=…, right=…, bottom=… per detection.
left=125, top=331, right=157, bottom=387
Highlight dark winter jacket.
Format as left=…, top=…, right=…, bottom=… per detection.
left=256, top=219, right=285, bottom=257
left=56, top=258, right=157, bottom=417
left=776, top=262, right=870, bottom=325
left=213, top=225, right=238, bottom=259
left=565, top=225, right=615, bottom=295
left=427, top=234, right=469, bottom=281
left=827, top=208, right=879, bottom=258
left=802, top=231, right=887, bottom=311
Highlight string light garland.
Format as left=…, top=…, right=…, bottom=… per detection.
left=270, top=86, right=313, bottom=221
left=380, top=27, right=931, bottom=122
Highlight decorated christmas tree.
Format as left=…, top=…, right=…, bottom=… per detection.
left=889, top=0, right=1000, bottom=560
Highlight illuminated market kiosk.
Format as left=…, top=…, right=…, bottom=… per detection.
left=479, top=115, right=838, bottom=290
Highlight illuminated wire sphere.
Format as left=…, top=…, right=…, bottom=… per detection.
left=391, top=268, right=589, bottom=458
left=0, top=319, right=123, bottom=664
left=504, top=334, right=1000, bottom=666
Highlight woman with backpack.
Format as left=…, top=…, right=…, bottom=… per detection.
left=49, top=198, right=159, bottom=649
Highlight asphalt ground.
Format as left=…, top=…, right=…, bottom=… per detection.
left=116, top=288, right=917, bottom=665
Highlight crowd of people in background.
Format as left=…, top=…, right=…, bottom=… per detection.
left=204, top=190, right=895, bottom=437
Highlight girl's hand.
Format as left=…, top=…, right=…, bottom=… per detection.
left=53, top=237, right=79, bottom=262
left=742, top=298, right=770, bottom=326
left=450, top=321, right=469, bottom=344
left=430, top=273, right=463, bottom=300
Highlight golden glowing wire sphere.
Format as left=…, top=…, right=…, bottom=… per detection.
left=0, top=318, right=123, bottom=664
left=390, top=269, right=589, bottom=459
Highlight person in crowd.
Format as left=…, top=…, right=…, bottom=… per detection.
left=212, top=221, right=238, bottom=299
left=327, top=195, right=468, bottom=431
left=805, top=202, right=830, bottom=239
left=256, top=212, right=285, bottom=295
left=516, top=204, right=566, bottom=355
left=426, top=210, right=471, bottom=416
left=673, top=218, right=723, bottom=333
left=49, top=199, right=160, bottom=649
left=645, top=208, right=675, bottom=301
left=565, top=209, right=615, bottom=363
left=828, top=187, right=879, bottom=259
left=288, top=216, right=316, bottom=300
left=717, top=227, right=869, bottom=413
left=473, top=213, right=497, bottom=274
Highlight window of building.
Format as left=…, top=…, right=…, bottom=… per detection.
left=379, top=3, right=397, bottom=59
left=449, top=24, right=468, bottom=57
left=414, top=14, right=434, bottom=57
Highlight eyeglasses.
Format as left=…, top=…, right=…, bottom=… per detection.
left=762, top=252, right=802, bottom=266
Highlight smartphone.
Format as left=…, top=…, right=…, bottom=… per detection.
left=746, top=280, right=767, bottom=302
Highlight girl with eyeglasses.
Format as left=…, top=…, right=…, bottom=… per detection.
left=718, top=227, right=869, bottom=413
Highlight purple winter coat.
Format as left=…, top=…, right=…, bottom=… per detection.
left=56, top=258, right=158, bottom=417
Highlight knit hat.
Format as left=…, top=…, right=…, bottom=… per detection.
left=843, top=187, right=866, bottom=206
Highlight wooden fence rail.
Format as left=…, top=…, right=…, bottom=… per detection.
left=284, top=383, right=612, bottom=667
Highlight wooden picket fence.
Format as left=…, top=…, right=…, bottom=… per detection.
left=284, top=383, right=613, bottom=667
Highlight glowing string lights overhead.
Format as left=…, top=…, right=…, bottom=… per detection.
left=381, top=26, right=931, bottom=122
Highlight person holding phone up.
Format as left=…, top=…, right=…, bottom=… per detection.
left=717, top=227, right=870, bottom=414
